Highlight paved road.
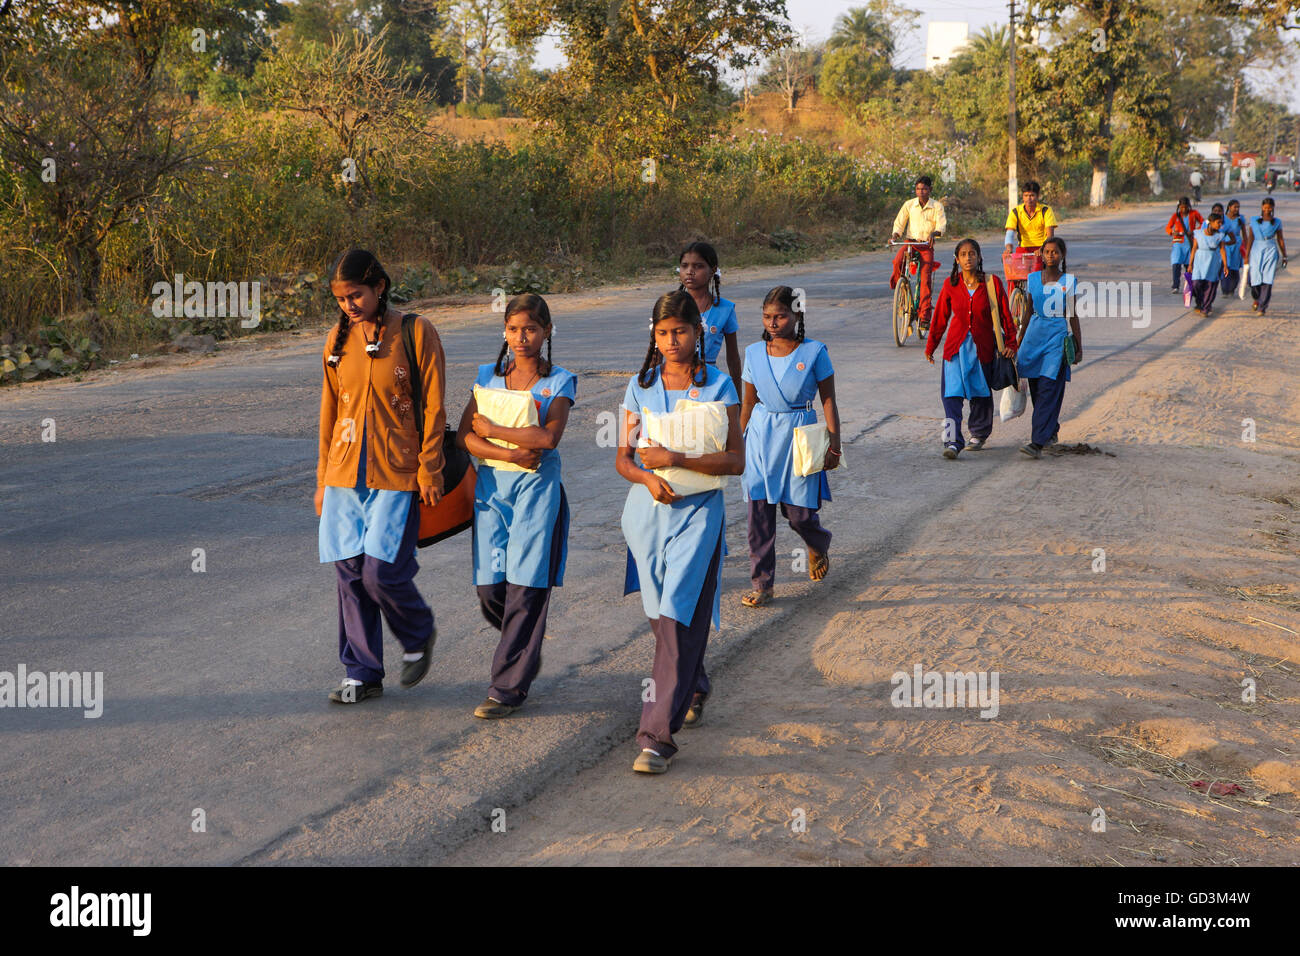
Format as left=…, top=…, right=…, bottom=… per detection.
left=1, top=191, right=1292, bottom=864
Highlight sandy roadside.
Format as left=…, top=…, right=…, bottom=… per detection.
left=446, top=273, right=1300, bottom=866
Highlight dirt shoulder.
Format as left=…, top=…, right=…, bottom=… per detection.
left=445, top=270, right=1300, bottom=866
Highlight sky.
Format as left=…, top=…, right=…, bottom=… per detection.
left=532, top=0, right=1300, bottom=113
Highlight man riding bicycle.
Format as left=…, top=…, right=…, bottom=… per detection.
left=1004, top=181, right=1057, bottom=258
left=890, top=175, right=946, bottom=334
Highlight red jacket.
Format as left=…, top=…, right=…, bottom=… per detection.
left=1165, top=209, right=1203, bottom=241
left=926, top=274, right=1017, bottom=363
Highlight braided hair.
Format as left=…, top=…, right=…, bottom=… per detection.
left=327, top=248, right=391, bottom=365
left=677, top=241, right=721, bottom=308
left=948, top=237, right=986, bottom=287
left=637, top=290, right=706, bottom=388
left=761, top=286, right=805, bottom=342
left=494, top=293, right=554, bottom=378
left=1041, top=236, right=1067, bottom=274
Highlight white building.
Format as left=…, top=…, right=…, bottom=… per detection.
left=1187, top=140, right=1225, bottom=162
left=927, top=21, right=969, bottom=70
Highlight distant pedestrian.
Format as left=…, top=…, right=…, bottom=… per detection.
left=455, top=294, right=574, bottom=719
left=1016, top=237, right=1081, bottom=459
left=1244, top=197, right=1288, bottom=316
left=317, top=249, right=445, bottom=704
left=739, top=286, right=840, bottom=610
left=1189, top=169, right=1204, bottom=204
left=890, top=174, right=947, bottom=334
left=1003, top=180, right=1058, bottom=257
left=1189, top=212, right=1233, bottom=317
left=925, top=238, right=1018, bottom=459
left=1221, top=199, right=1247, bottom=297
left=1165, top=197, right=1204, bottom=294
left=617, top=291, right=744, bottom=775
left=678, top=242, right=743, bottom=399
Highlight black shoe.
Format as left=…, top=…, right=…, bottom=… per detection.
left=1019, top=442, right=1042, bottom=460
left=399, top=628, right=437, bottom=688
left=329, top=680, right=383, bottom=704
left=683, top=693, right=707, bottom=728
left=942, top=444, right=960, bottom=460
left=473, top=697, right=519, bottom=719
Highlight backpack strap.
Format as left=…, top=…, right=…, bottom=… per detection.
left=401, top=313, right=424, bottom=439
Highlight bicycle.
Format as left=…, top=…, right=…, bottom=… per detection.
left=889, top=240, right=931, bottom=347
left=1002, top=248, right=1042, bottom=342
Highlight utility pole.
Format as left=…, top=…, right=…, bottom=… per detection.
left=1007, top=0, right=1018, bottom=210
left=1225, top=74, right=1240, bottom=189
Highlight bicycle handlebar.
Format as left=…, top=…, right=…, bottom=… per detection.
left=889, top=240, right=932, bottom=246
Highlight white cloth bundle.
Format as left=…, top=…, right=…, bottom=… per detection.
left=473, top=384, right=539, bottom=473
left=639, top=399, right=729, bottom=496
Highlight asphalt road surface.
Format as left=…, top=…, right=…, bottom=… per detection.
left=2, top=191, right=1292, bottom=864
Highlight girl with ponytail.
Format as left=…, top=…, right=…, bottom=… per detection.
left=616, top=290, right=744, bottom=775
left=738, top=286, right=840, bottom=608
left=316, top=248, right=445, bottom=704
left=455, top=294, right=575, bottom=718
left=678, top=241, right=743, bottom=397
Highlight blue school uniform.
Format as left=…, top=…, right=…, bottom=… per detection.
left=471, top=364, right=576, bottom=589
left=700, top=297, right=739, bottom=366
left=319, top=421, right=413, bottom=563
left=1223, top=216, right=1246, bottom=270
left=742, top=339, right=833, bottom=509
left=1170, top=214, right=1194, bottom=266
left=942, top=286, right=991, bottom=399
left=621, top=365, right=739, bottom=628
left=1018, top=272, right=1075, bottom=382
left=1191, top=226, right=1227, bottom=282
left=1249, top=217, right=1283, bottom=285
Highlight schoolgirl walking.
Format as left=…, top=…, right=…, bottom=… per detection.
left=616, top=291, right=744, bottom=774
left=739, top=286, right=840, bottom=607
left=456, top=294, right=574, bottom=718
left=1016, top=237, right=1082, bottom=459
left=316, top=249, right=445, bottom=703
left=678, top=241, right=743, bottom=398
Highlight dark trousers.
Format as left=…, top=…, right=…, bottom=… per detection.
left=1220, top=268, right=1239, bottom=295
left=1192, top=278, right=1218, bottom=311
left=891, top=244, right=938, bottom=321
left=477, top=583, right=551, bottom=706
left=335, top=497, right=434, bottom=683
left=1172, top=264, right=1182, bottom=290
left=747, top=498, right=831, bottom=591
left=1252, top=284, right=1273, bottom=313
left=940, top=363, right=994, bottom=451
left=637, top=539, right=721, bottom=759
left=1027, top=360, right=1068, bottom=447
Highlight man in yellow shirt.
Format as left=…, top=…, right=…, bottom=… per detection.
left=1004, top=181, right=1058, bottom=254
left=890, top=175, right=947, bottom=330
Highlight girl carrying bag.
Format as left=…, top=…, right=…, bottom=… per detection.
left=639, top=398, right=729, bottom=497
left=983, top=277, right=1019, bottom=391
left=471, top=384, right=540, bottom=474
left=401, top=313, right=476, bottom=547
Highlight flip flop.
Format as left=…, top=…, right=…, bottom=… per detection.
left=741, top=589, right=773, bottom=607
left=809, top=550, right=830, bottom=581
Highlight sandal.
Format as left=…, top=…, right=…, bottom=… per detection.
left=809, top=550, right=830, bottom=581
left=741, top=589, right=773, bottom=607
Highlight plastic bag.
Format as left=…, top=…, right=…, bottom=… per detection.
left=998, top=378, right=1029, bottom=423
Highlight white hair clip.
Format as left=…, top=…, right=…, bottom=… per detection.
left=327, top=355, right=340, bottom=366
left=502, top=330, right=508, bottom=340
left=550, top=324, right=557, bottom=338
left=714, top=268, right=722, bottom=279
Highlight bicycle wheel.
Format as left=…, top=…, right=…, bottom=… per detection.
left=893, top=281, right=912, bottom=347
left=1009, top=286, right=1030, bottom=342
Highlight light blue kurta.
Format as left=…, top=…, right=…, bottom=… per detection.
left=621, top=365, right=739, bottom=627
left=471, top=364, right=576, bottom=588
left=1170, top=214, right=1195, bottom=266
left=319, top=422, right=414, bottom=563
left=1223, top=216, right=1246, bottom=270
left=1248, top=217, right=1283, bottom=285
left=701, top=297, right=739, bottom=366
left=1018, top=271, right=1074, bottom=382
left=742, top=339, right=833, bottom=509
left=1191, top=226, right=1228, bottom=282
left=941, top=287, right=990, bottom=399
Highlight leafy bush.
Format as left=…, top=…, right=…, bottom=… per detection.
left=0, top=323, right=102, bottom=384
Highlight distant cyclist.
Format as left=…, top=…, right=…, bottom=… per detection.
left=1004, top=181, right=1058, bottom=258
left=889, top=174, right=947, bottom=334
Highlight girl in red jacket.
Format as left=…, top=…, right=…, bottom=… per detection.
left=924, top=238, right=1018, bottom=458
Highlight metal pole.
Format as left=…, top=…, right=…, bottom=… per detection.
left=1008, top=0, right=1018, bottom=210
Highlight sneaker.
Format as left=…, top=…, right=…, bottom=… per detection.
left=683, top=693, right=707, bottom=728
left=473, top=697, right=518, bottom=719
left=942, top=444, right=960, bottom=460
left=399, top=628, right=437, bottom=688
left=328, top=680, right=382, bottom=704
left=633, top=749, right=670, bottom=774
left=1019, top=442, right=1042, bottom=460
left=965, top=436, right=986, bottom=451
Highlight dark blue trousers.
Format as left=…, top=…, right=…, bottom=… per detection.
left=476, top=583, right=550, bottom=706
left=638, top=538, right=721, bottom=758
left=1220, top=268, right=1240, bottom=295
left=1192, top=278, right=1218, bottom=311
left=747, top=498, right=831, bottom=591
left=940, top=362, right=994, bottom=451
left=1027, top=359, right=1069, bottom=446
left=335, top=496, right=434, bottom=683
left=1252, top=284, right=1273, bottom=313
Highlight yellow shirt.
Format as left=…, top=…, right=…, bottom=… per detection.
left=1005, top=203, right=1058, bottom=247
left=892, top=198, right=947, bottom=241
